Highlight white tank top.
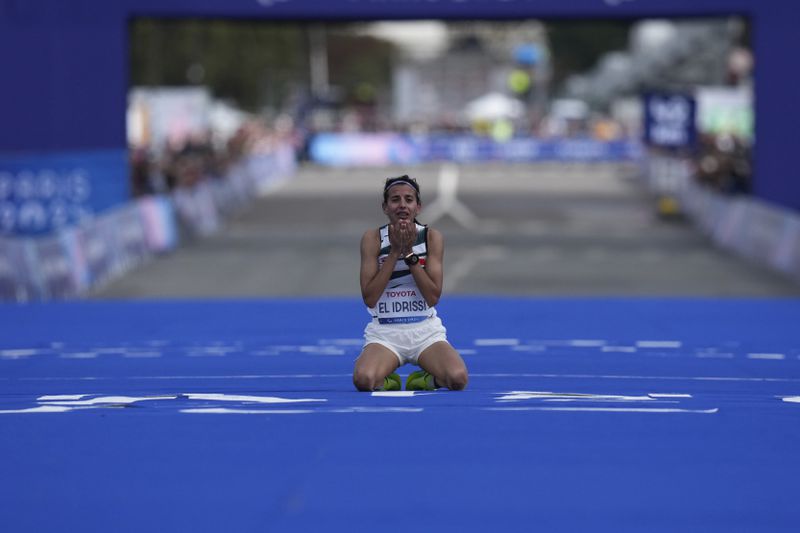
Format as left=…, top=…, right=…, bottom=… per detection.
left=368, top=222, right=437, bottom=324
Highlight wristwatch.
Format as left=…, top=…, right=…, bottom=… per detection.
left=403, top=253, right=420, bottom=266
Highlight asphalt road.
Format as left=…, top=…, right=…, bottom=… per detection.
left=92, top=162, right=800, bottom=299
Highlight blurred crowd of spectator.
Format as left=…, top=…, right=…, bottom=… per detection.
left=693, top=133, right=752, bottom=195
left=303, top=101, right=634, bottom=142
left=129, top=119, right=297, bottom=198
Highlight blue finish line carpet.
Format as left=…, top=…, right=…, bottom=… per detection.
left=2, top=298, right=799, bottom=532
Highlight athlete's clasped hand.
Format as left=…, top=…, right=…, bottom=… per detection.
left=389, top=220, right=417, bottom=257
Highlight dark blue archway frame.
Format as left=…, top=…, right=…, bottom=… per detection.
left=1, top=0, right=797, bottom=222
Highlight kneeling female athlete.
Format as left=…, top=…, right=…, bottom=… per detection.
left=353, top=175, right=469, bottom=392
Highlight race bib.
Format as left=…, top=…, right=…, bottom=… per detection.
left=375, top=287, right=430, bottom=324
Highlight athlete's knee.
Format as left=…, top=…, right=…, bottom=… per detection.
left=446, top=368, right=468, bottom=391
left=353, top=369, right=377, bottom=392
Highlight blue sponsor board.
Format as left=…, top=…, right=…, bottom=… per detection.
left=310, top=133, right=642, bottom=166
left=446, top=137, right=640, bottom=162
left=309, top=133, right=421, bottom=166
left=0, top=149, right=129, bottom=236
left=643, top=92, right=697, bottom=150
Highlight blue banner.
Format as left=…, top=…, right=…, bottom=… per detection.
left=309, top=133, right=642, bottom=166
left=0, top=149, right=129, bottom=236
left=643, top=92, right=697, bottom=150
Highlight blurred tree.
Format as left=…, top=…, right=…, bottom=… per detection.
left=546, top=20, right=634, bottom=93
left=326, top=26, right=394, bottom=105
left=130, top=19, right=394, bottom=114
left=130, top=19, right=308, bottom=112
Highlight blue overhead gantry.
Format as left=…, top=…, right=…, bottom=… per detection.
left=0, top=0, right=798, bottom=229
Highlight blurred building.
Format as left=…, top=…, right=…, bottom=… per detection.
left=391, top=21, right=548, bottom=129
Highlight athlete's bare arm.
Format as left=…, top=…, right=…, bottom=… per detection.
left=360, top=226, right=402, bottom=308
left=408, top=227, right=444, bottom=307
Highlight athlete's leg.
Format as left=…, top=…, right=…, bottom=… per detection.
left=353, top=343, right=401, bottom=392
left=417, top=341, right=468, bottom=390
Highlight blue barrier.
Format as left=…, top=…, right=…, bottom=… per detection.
left=309, top=133, right=644, bottom=166
left=0, top=146, right=296, bottom=301
left=644, top=154, right=800, bottom=283
left=0, top=197, right=177, bottom=300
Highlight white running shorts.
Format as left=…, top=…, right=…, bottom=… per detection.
left=362, top=316, right=448, bottom=366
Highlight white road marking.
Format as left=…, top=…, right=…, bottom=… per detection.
left=0, top=406, right=74, bottom=414
left=146, top=340, right=170, bottom=347
left=37, top=395, right=88, bottom=401
left=95, top=347, right=131, bottom=354
left=602, top=346, right=637, bottom=353
left=298, top=346, right=346, bottom=355
left=484, top=407, right=718, bottom=414
left=568, top=340, right=607, bottom=347
left=423, top=163, right=479, bottom=229
left=319, top=339, right=363, bottom=346
left=183, top=393, right=325, bottom=404
left=496, top=391, right=655, bottom=402
left=59, top=352, right=99, bottom=359
left=475, top=338, right=519, bottom=346
left=511, top=345, right=546, bottom=352
left=122, top=351, right=162, bottom=358
left=696, top=352, right=734, bottom=359
left=180, top=407, right=424, bottom=414
left=181, top=408, right=315, bottom=415
left=747, top=353, right=785, bottom=360
left=40, top=395, right=177, bottom=406
left=636, top=341, right=682, bottom=349
left=0, top=349, right=40, bottom=359
left=327, top=407, right=424, bottom=413
left=186, top=346, right=236, bottom=357
left=371, top=391, right=436, bottom=398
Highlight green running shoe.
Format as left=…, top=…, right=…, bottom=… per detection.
left=380, top=372, right=402, bottom=391
left=405, top=370, right=436, bottom=391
